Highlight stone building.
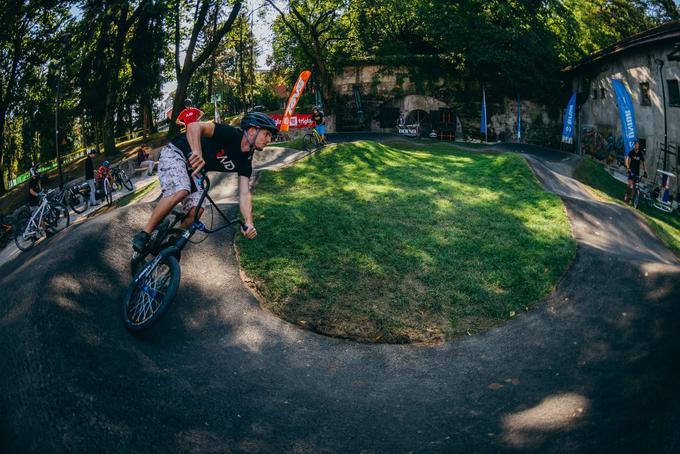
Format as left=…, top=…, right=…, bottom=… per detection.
left=330, top=63, right=559, bottom=144
left=563, top=20, right=680, bottom=179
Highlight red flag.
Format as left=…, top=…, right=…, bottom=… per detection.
left=280, top=70, right=311, bottom=132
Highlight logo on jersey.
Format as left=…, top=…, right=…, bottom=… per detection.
left=216, top=149, right=235, bottom=170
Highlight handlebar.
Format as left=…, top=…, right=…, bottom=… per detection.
left=185, top=152, right=246, bottom=233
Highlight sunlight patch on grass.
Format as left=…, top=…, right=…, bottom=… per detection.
left=238, top=141, right=576, bottom=343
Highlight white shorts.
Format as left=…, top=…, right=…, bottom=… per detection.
left=157, top=144, right=204, bottom=212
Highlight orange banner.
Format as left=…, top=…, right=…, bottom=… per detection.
left=280, top=70, right=311, bottom=132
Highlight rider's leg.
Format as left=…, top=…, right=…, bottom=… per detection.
left=180, top=207, right=204, bottom=229
left=624, top=179, right=633, bottom=202
left=143, top=190, right=188, bottom=234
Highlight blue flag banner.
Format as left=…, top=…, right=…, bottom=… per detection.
left=611, top=80, right=638, bottom=156
left=480, top=89, right=487, bottom=134
left=516, top=93, right=521, bottom=139
left=561, top=92, right=577, bottom=144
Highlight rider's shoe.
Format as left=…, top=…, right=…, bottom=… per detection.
left=132, top=230, right=150, bottom=253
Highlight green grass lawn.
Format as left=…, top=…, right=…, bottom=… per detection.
left=237, top=141, right=576, bottom=343
left=573, top=158, right=680, bottom=258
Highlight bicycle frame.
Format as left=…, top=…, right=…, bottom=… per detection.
left=20, top=197, right=48, bottom=239
left=133, top=173, right=244, bottom=284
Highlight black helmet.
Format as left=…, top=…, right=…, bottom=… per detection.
left=241, top=112, right=278, bottom=133
left=184, top=98, right=192, bottom=107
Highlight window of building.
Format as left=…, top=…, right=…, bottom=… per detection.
left=668, top=79, right=680, bottom=106
left=639, top=82, right=651, bottom=106
left=600, top=87, right=606, bottom=98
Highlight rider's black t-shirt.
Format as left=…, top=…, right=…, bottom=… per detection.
left=28, top=177, right=41, bottom=206
left=629, top=150, right=644, bottom=176
left=170, top=123, right=253, bottom=178
left=312, top=111, right=324, bottom=125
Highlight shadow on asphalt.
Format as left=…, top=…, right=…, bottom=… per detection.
left=1, top=140, right=680, bottom=453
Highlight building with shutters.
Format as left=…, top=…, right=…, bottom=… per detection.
left=562, top=20, right=680, bottom=179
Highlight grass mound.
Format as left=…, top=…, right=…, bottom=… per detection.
left=237, top=141, right=575, bottom=343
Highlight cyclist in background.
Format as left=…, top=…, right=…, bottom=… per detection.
left=176, top=99, right=204, bottom=129
left=624, top=139, right=648, bottom=204
left=131, top=112, right=278, bottom=253
left=27, top=167, right=43, bottom=215
left=96, top=160, right=114, bottom=191
left=312, top=106, right=326, bottom=143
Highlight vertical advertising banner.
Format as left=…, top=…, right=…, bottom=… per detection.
left=281, top=70, right=311, bottom=132
left=480, top=88, right=487, bottom=135
left=611, top=80, right=638, bottom=155
left=516, top=93, right=521, bottom=140
left=561, top=92, right=577, bottom=144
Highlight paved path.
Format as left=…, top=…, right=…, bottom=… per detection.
left=1, top=140, right=679, bottom=453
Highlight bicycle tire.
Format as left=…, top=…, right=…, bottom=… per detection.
left=302, top=133, right=316, bottom=151
left=48, top=203, right=70, bottom=233
left=68, top=191, right=88, bottom=214
left=121, top=171, right=134, bottom=191
left=104, top=179, right=113, bottom=206
left=14, top=218, right=36, bottom=251
left=114, top=175, right=124, bottom=191
left=122, top=255, right=181, bottom=331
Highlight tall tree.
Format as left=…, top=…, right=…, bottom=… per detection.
left=0, top=1, right=69, bottom=194
left=265, top=0, right=348, bottom=107
left=168, top=0, right=242, bottom=137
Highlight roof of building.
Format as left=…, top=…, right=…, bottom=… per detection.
left=562, top=20, right=680, bottom=73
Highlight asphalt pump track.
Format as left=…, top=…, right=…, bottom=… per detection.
left=1, top=142, right=679, bottom=453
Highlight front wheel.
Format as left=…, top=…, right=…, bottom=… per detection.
left=302, top=133, right=317, bottom=151
left=14, top=218, right=36, bottom=251
left=633, top=189, right=640, bottom=209
left=104, top=179, right=113, bottom=206
left=68, top=190, right=88, bottom=213
left=46, top=203, right=70, bottom=233
left=122, top=255, right=181, bottom=331
left=120, top=170, right=133, bottom=191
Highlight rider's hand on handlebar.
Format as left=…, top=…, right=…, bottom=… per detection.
left=188, top=153, right=205, bottom=177
left=242, top=223, right=257, bottom=239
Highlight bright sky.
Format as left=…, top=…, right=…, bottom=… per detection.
left=162, top=1, right=276, bottom=98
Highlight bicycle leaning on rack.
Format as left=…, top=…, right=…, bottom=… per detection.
left=111, top=166, right=134, bottom=192
left=14, top=190, right=70, bottom=251
left=302, top=127, right=326, bottom=151
left=122, top=164, right=246, bottom=331
left=49, top=185, right=89, bottom=214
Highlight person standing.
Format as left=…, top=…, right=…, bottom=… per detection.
left=85, top=148, right=99, bottom=206
left=176, top=99, right=204, bottom=129
left=624, top=139, right=648, bottom=204
left=311, top=106, right=326, bottom=143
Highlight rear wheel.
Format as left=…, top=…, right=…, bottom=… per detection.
left=123, top=255, right=181, bottom=331
left=302, top=133, right=317, bottom=151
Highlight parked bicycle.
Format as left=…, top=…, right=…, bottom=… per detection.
left=302, top=127, right=327, bottom=151
left=111, top=166, right=134, bottom=192
left=48, top=185, right=89, bottom=214
left=122, top=169, right=245, bottom=331
left=14, top=190, right=70, bottom=251
left=0, top=214, right=14, bottom=249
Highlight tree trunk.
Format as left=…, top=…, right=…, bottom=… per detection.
left=0, top=110, right=8, bottom=194
left=168, top=69, right=191, bottom=137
